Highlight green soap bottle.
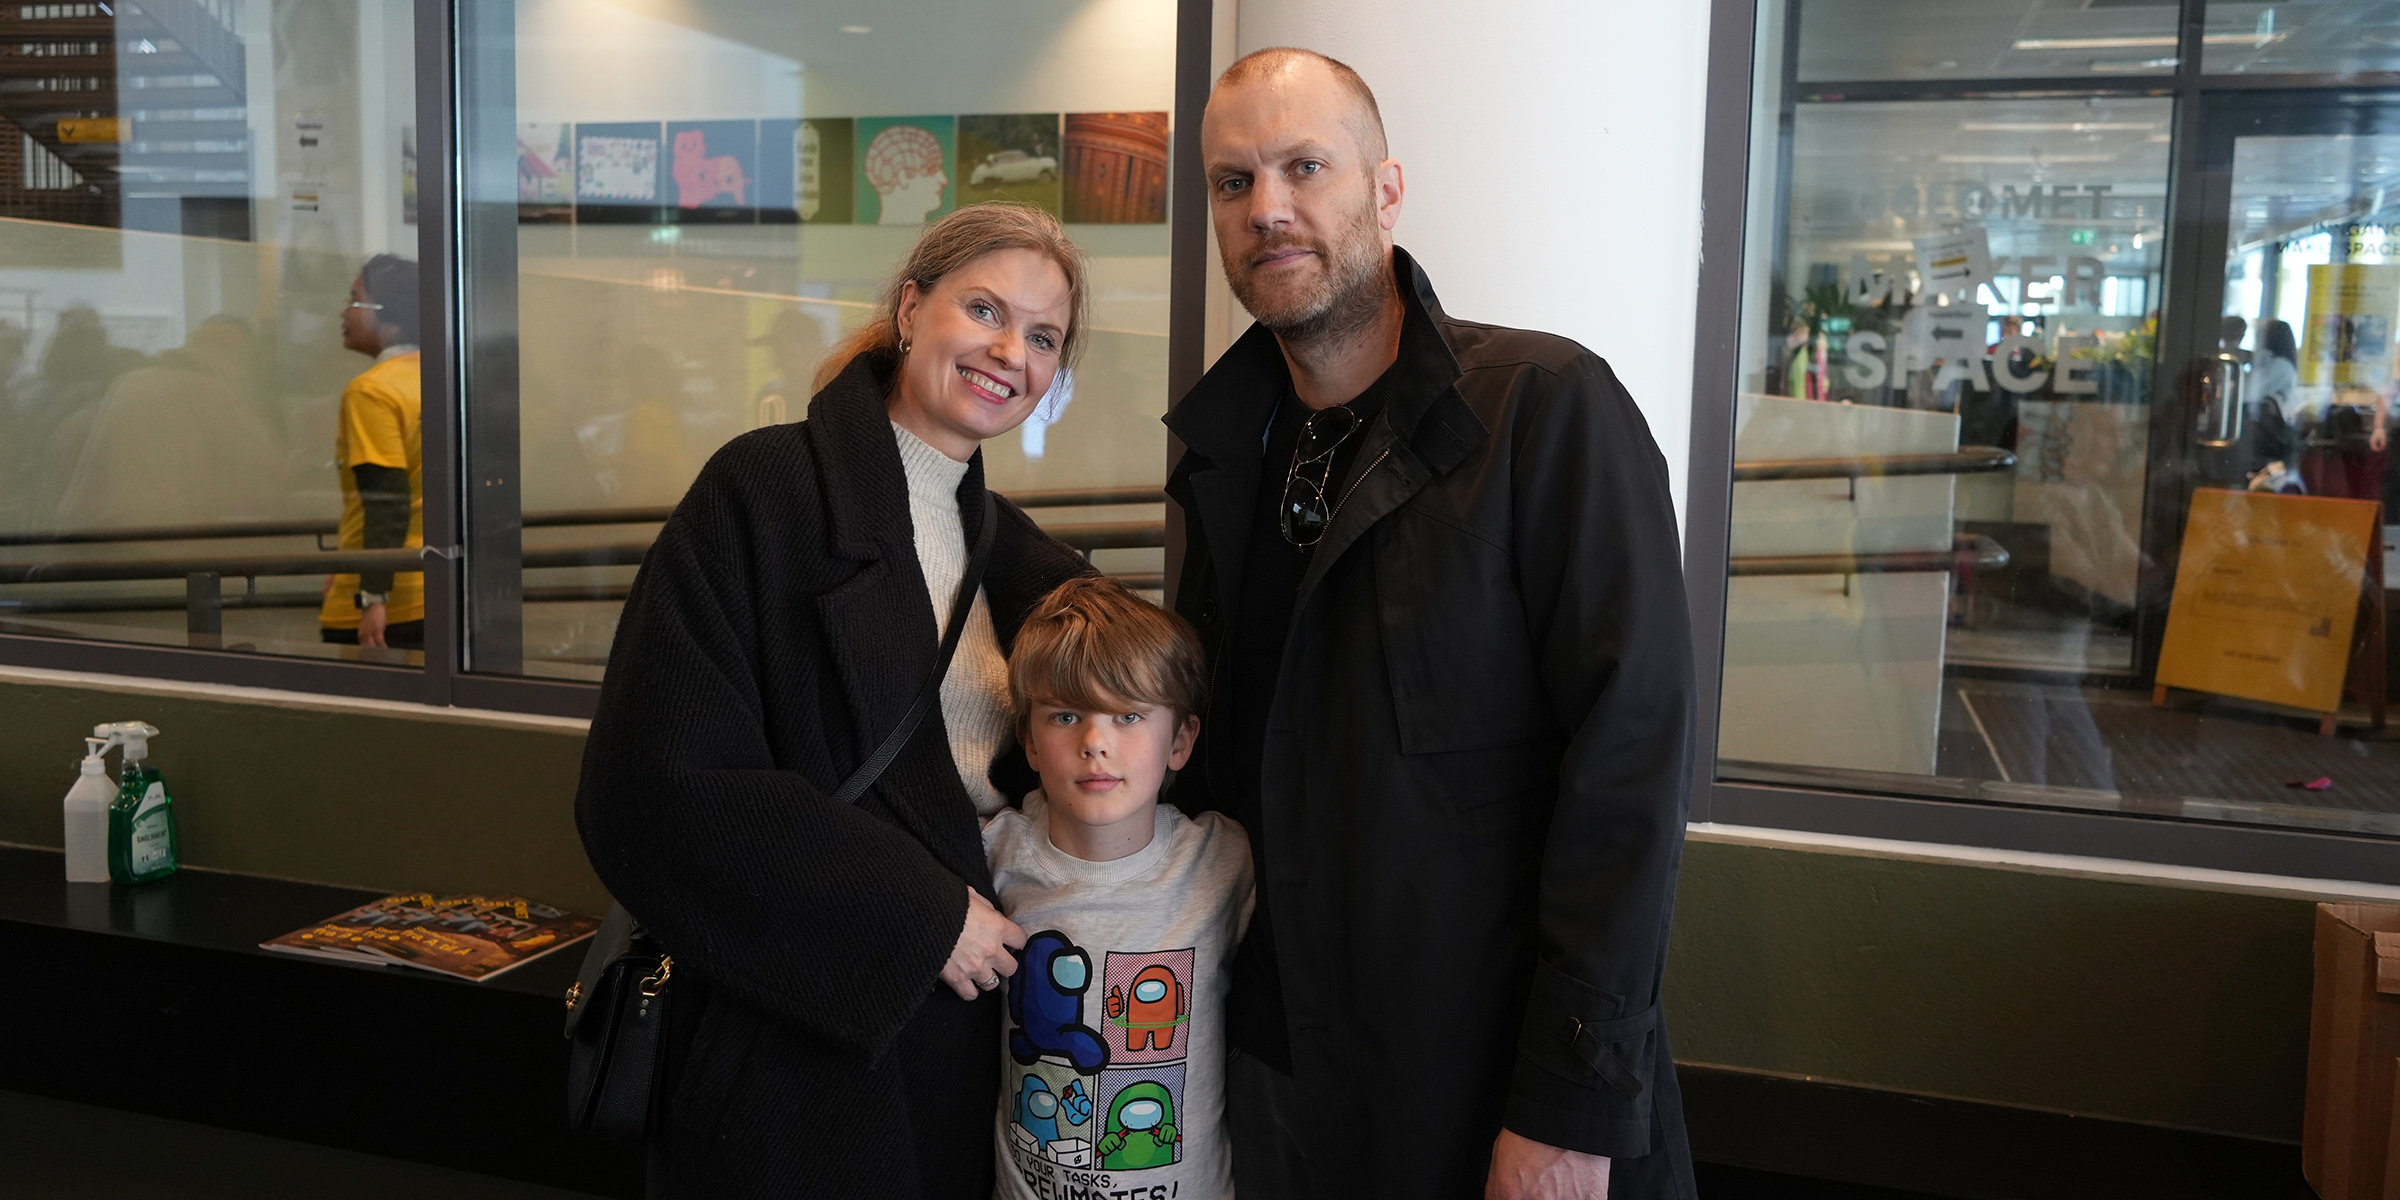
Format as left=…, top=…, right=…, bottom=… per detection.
left=98, top=721, right=177, bottom=885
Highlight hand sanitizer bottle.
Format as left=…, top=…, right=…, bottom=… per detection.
left=63, top=736, right=112, bottom=883
left=96, top=722, right=177, bottom=886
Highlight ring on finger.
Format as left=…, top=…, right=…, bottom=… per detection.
left=978, top=974, right=1000, bottom=991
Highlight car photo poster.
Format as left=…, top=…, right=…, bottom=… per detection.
left=959, top=114, right=1063, bottom=216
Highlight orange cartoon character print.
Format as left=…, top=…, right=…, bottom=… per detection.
left=1106, top=962, right=1186, bottom=1052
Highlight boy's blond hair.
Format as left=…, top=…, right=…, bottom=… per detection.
left=1009, top=576, right=1207, bottom=729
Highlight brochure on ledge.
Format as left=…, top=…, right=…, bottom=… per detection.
left=262, top=892, right=600, bottom=982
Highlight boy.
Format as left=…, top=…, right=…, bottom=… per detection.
left=985, top=576, right=1253, bottom=1200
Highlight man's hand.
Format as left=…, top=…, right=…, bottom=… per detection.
left=358, top=601, right=390, bottom=648
left=1486, top=1128, right=1610, bottom=1200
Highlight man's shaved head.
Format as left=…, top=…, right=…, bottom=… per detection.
left=1217, top=47, right=1389, bottom=165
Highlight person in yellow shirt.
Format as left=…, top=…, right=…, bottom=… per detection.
left=318, top=254, right=425, bottom=651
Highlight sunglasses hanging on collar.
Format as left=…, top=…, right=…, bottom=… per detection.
left=1280, top=405, right=1362, bottom=547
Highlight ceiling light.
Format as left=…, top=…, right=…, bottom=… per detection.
left=2013, top=33, right=2286, bottom=50
left=841, top=24, right=871, bottom=34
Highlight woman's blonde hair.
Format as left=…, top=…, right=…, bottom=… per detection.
left=814, top=203, right=1091, bottom=392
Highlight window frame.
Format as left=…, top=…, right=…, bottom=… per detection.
left=0, top=0, right=1216, bottom=720
left=1683, top=0, right=2400, bottom=885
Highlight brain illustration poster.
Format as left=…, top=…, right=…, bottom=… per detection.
left=855, top=116, right=954, bottom=226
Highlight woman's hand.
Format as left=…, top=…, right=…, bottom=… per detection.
left=939, top=886, right=1026, bottom=1002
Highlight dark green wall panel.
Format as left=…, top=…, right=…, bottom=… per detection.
left=0, top=678, right=2326, bottom=1143
left=1667, top=839, right=2315, bottom=1142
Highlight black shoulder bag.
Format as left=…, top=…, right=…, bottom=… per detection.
left=563, top=491, right=1000, bottom=1144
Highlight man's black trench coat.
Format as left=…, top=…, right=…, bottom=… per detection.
left=1165, top=248, right=1698, bottom=1198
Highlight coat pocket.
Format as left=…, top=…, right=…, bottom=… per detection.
left=1374, top=512, right=1559, bottom=755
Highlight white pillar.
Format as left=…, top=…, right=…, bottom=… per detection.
left=1209, top=0, right=1714, bottom=533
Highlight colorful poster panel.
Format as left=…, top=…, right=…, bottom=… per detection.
left=517, top=122, right=572, bottom=222
left=2300, top=263, right=2400, bottom=389
left=1101, top=947, right=1192, bottom=1064
left=1063, top=112, right=1168, bottom=224
left=756, top=118, right=853, bottom=225
left=2155, top=488, right=2381, bottom=715
left=1095, top=1062, right=1185, bottom=1172
left=959, top=113, right=1062, bottom=216
left=856, top=115, right=954, bottom=226
left=577, top=121, right=662, bottom=223
left=664, top=120, right=757, bottom=223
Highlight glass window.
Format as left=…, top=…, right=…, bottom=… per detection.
left=0, top=1, right=423, bottom=668
left=2204, top=2, right=2400, bottom=76
left=1720, top=0, right=2400, bottom=839
left=1796, top=0, right=2184, bottom=83
left=455, top=1, right=1176, bottom=682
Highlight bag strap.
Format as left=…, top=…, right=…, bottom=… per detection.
left=831, top=488, right=1000, bottom=806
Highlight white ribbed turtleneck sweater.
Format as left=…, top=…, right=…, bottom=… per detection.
left=891, top=422, right=1012, bottom=817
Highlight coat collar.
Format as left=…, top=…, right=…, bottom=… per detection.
left=1165, top=246, right=1474, bottom=475
left=808, top=349, right=990, bottom=561
left=1164, top=247, right=1489, bottom=609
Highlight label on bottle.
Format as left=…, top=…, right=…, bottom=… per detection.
left=129, top=782, right=172, bottom=875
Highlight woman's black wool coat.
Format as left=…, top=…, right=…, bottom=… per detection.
left=575, top=352, right=1091, bottom=1198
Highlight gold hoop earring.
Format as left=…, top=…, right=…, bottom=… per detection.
left=899, top=337, right=911, bottom=356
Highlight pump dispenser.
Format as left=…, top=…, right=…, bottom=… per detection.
left=95, top=721, right=176, bottom=885
left=62, top=736, right=112, bottom=882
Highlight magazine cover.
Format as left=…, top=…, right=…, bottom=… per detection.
left=263, top=893, right=599, bottom=982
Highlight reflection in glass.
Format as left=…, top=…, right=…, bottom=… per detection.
left=2204, top=2, right=2400, bottom=77
left=0, top=1, right=423, bottom=667
left=1796, top=0, right=2182, bottom=83
left=465, top=1, right=1176, bottom=681
left=1725, top=11, right=2400, bottom=837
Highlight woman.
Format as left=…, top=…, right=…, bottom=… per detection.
left=2244, top=319, right=2299, bottom=478
left=577, top=204, right=1094, bottom=1198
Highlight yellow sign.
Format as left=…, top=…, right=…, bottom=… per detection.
left=2156, top=488, right=2379, bottom=714
left=56, top=118, right=128, bottom=145
left=2301, top=263, right=2400, bottom=388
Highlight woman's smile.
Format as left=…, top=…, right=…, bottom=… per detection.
left=958, top=365, right=1018, bottom=404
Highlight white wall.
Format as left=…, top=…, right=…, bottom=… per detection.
left=1221, top=0, right=1714, bottom=532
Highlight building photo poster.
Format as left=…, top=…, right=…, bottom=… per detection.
left=2300, top=263, right=2400, bottom=389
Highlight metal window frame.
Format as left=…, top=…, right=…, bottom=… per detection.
left=1683, top=0, right=2400, bottom=885
left=0, top=0, right=1214, bottom=723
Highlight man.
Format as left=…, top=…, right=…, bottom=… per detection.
left=318, top=254, right=425, bottom=652
left=1165, top=49, right=1695, bottom=1199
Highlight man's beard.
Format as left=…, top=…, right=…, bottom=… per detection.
left=1224, top=198, right=1391, bottom=348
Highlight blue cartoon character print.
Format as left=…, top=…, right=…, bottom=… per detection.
left=1009, top=929, right=1110, bottom=1073
left=1015, top=1075, right=1061, bottom=1144
left=1058, top=1078, right=1092, bottom=1125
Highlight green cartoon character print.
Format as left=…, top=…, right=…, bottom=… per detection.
left=1097, top=1080, right=1180, bottom=1170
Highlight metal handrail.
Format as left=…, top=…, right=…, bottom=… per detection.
left=0, top=486, right=1168, bottom=548
left=1731, top=446, right=2016, bottom=483
left=1728, top=533, right=2009, bottom=578
left=0, top=521, right=1166, bottom=586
